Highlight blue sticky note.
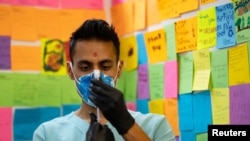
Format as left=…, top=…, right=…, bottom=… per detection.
left=180, top=130, right=196, bottom=141
left=62, top=104, right=81, bottom=116
left=193, top=90, right=212, bottom=133
left=136, top=33, right=148, bottom=64
left=136, top=99, right=149, bottom=114
left=216, top=3, right=236, bottom=49
left=178, top=93, right=194, bottom=131
left=14, top=107, right=60, bottom=140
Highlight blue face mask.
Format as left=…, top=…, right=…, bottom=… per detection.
left=70, top=62, right=118, bottom=107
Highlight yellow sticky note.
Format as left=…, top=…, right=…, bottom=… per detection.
left=149, top=99, right=164, bottom=115
left=11, top=46, right=41, bottom=71
left=120, top=35, right=138, bottom=71
left=41, top=38, right=67, bottom=75
left=197, top=7, right=216, bottom=49
left=192, top=48, right=211, bottom=91
left=228, top=43, right=250, bottom=86
left=11, top=6, right=37, bottom=41
left=211, top=88, right=229, bottom=124
left=164, top=99, right=179, bottom=136
left=144, top=29, right=167, bottom=64
left=0, top=5, right=11, bottom=36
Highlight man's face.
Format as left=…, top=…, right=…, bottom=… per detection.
left=68, top=39, right=121, bottom=80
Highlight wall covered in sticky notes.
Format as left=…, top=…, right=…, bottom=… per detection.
left=0, top=0, right=250, bottom=141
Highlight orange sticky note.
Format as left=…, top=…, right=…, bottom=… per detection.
left=111, top=0, right=134, bottom=37
left=146, top=0, right=160, bottom=26
left=134, top=0, right=146, bottom=30
left=179, top=0, right=198, bottom=13
left=36, top=8, right=60, bottom=39
left=11, top=6, right=37, bottom=41
left=157, top=0, right=180, bottom=20
left=201, top=0, right=217, bottom=5
left=164, top=99, right=179, bottom=136
left=175, top=16, right=197, bottom=53
left=144, top=29, right=167, bottom=64
left=11, top=46, right=41, bottom=71
left=59, top=9, right=105, bottom=40
left=0, top=5, right=11, bottom=36
left=59, top=9, right=86, bottom=41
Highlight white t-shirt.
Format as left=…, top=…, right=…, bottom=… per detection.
left=33, top=110, right=176, bottom=141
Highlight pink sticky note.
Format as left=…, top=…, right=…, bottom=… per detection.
left=126, top=102, right=136, bottom=111
left=112, top=0, right=126, bottom=5
left=137, top=64, right=150, bottom=99
left=164, top=60, right=178, bottom=98
left=0, top=108, right=12, bottom=141
left=61, top=0, right=103, bottom=9
left=11, top=0, right=37, bottom=6
left=37, top=0, right=59, bottom=8
left=0, top=0, right=11, bottom=4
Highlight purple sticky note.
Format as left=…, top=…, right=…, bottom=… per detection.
left=0, top=36, right=10, bottom=69
left=137, top=64, right=149, bottom=99
left=230, top=84, right=250, bottom=124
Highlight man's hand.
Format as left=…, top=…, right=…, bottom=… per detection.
left=86, top=112, right=115, bottom=141
left=89, top=79, right=135, bottom=135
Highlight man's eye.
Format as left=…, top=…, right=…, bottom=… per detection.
left=79, top=66, right=90, bottom=71
left=101, top=65, right=111, bottom=70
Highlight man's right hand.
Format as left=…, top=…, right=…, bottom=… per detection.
left=86, top=112, right=115, bottom=141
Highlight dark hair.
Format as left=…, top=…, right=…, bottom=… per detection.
left=69, top=19, right=120, bottom=63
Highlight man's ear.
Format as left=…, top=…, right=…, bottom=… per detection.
left=67, top=61, right=74, bottom=80
left=117, top=60, right=124, bottom=78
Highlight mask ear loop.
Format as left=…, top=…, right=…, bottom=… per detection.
left=69, top=61, right=80, bottom=84
left=112, top=61, right=120, bottom=85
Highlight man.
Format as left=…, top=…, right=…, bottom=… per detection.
left=33, top=19, right=175, bottom=141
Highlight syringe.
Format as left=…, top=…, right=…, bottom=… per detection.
left=93, top=69, right=101, bottom=122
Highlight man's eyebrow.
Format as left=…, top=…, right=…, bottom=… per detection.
left=77, top=60, right=92, bottom=65
left=99, top=59, right=113, bottom=64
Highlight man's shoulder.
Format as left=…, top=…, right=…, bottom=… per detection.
left=39, top=112, right=75, bottom=128
left=128, top=110, right=166, bottom=123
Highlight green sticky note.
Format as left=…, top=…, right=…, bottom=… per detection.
left=196, top=132, right=208, bottom=141
left=12, top=73, right=39, bottom=106
left=0, top=73, right=14, bottom=106
left=148, top=63, right=164, bottom=99
left=124, top=69, right=137, bottom=101
left=37, top=74, right=62, bottom=106
left=211, top=49, right=228, bottom=88
left=60, top=75, right=81, bottom=104
left=164, top=23, right=177, bottom=60
left=116, top=70, right=126, bottom=94
left=178, top=53, right=193, bottom=94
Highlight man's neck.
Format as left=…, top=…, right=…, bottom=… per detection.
left=74, top=102, right=108, bottom=124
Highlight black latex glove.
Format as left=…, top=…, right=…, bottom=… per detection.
left=86, top=112, right=115, bottom=141
left=89, top=79, right=135, bottom=135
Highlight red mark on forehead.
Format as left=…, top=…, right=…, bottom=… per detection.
left=93, top=52, right=97, bottom=57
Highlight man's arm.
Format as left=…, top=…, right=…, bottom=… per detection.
left=123, top=122, right=151, bottom=141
